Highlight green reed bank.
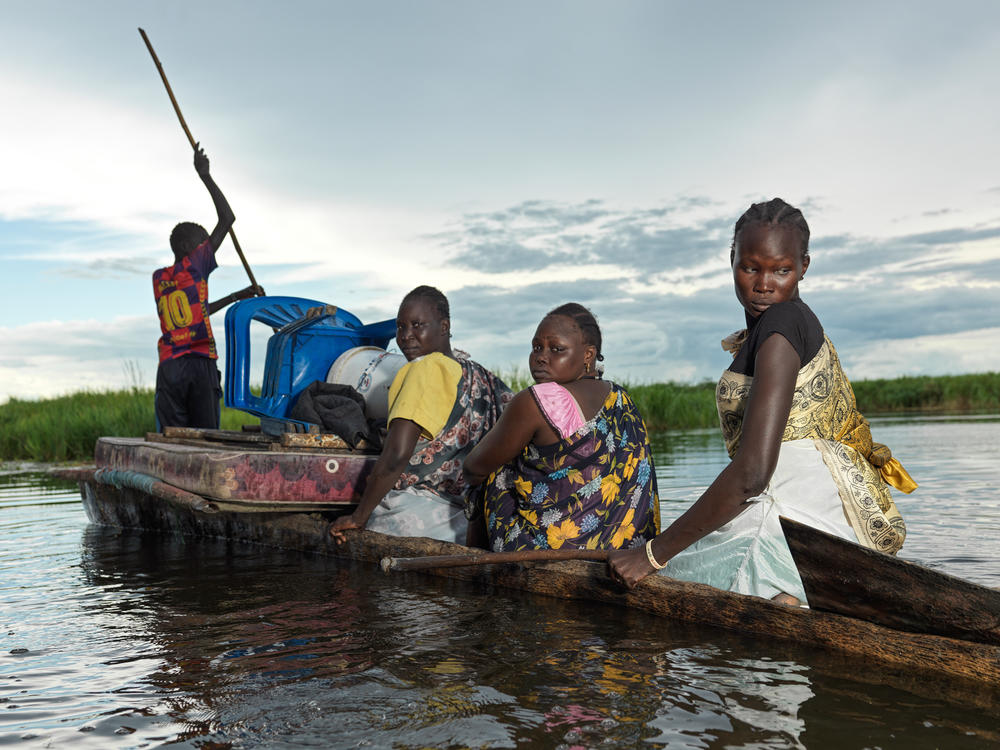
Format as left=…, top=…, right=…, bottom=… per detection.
left=1, top=372, right=997, bottom=463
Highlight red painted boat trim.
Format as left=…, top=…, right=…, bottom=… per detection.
left=95, top=437, right=374, bottom=505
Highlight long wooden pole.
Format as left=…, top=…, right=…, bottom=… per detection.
left=381, top=549, right=610, bottom=573
left=138, top=27, right=263, bottom=296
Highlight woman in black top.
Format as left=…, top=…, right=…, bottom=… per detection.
left=608, top=199, right=915, bottom=603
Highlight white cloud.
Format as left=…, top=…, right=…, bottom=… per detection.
left=0, top=316, right=159, bottom=401
left=0, top=64, right=463, bottom=292
left=0, top=71, right=179, bottom=238
left=840, top=328, right=1000, bottom=380
left=3, top=3, right=1000, bottom=402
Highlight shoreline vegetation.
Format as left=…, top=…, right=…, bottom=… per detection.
left=1, top=372, right=997, bottom=463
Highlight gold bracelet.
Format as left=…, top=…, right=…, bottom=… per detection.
left=645, top=539, right=666, bottom=570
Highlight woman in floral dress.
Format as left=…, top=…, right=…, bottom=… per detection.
left=464, top=303, right=660, bottom=551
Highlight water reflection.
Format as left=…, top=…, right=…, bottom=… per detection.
left=52, top=528, right=1000, bottom=747
left=646, top=650, right=812, bottom=749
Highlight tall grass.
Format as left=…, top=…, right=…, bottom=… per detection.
left=851, top=372, right=1000, bottom=413
left=0, top=387, right=255, bottom=463
left=496, top=366, right=534, bottom=393
left=2, top=372, right=996, bottom=462
left=623, top=381, right=719, bottom=431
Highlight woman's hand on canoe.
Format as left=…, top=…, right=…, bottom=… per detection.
left=607, top=547, right=656, bottom=589
left=329, top=513, right=364, bottom=544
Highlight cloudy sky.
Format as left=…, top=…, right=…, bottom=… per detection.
left=2, top=1, right=999, bottom=402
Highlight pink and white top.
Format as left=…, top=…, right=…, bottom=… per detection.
left=531, top=381, right=586, bottom=439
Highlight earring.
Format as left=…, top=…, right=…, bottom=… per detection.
left=585, top=362, right=591, bottom=374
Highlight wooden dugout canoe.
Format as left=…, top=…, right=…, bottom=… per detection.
left=56, top=443, right=1000, bottom=716
left=782, top=515, right=1000, bottom=646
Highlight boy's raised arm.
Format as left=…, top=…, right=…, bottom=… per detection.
left=193, top=143, right=235, bottom=253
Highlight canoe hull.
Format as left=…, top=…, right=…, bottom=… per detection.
left=782, top=516, right=1000, bottom=646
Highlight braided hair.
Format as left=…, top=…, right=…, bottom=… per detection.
left=730, top=198, right=810, bottom=263
left=400, top=285, right=450, bottom=321
left=546, top=302, right=604, bottom=369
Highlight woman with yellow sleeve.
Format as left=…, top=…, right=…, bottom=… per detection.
left=329, top=286, right=512, bottom=544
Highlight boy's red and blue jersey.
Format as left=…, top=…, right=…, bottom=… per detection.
left=153, top=241, right=218, bottom=363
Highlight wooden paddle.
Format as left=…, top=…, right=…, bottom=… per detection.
left=780, top=515, right=1000, bottom=646
left=381, top=549, right=610, bottom=573
left=138, top=28, right=264, bottom=300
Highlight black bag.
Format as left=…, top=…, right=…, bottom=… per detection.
left=288, top=382, right=383, bottom=449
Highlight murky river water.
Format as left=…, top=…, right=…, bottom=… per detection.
left=2, top=415, right=998, bottom=748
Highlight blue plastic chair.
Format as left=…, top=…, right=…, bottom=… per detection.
left=224, top=296, right=395, bottom=430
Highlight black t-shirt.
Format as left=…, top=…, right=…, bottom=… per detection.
left=729, top=299, right=824, bottom=376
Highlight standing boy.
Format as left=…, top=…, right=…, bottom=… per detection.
left=153, top=144, right=253, bottom=430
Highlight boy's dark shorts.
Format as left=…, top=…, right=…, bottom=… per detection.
left=155, top=355, right=222, bottom=430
